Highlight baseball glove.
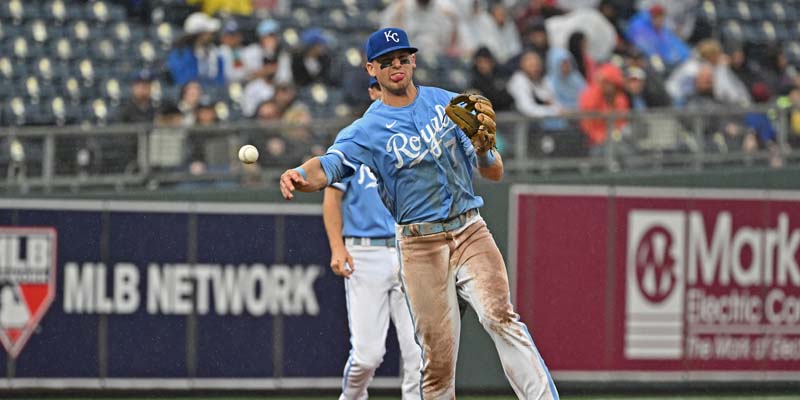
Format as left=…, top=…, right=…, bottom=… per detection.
left=444, top=94, right=497, bottom=156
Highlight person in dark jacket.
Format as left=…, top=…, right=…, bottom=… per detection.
left=469, top=47, right=514, bottom=111
left=119, top=69, right=156, bottom=123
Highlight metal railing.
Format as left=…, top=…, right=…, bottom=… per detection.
left=1, top=106, right=797, bottom=193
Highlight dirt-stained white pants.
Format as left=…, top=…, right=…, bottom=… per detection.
left=340, top=244, right=421, bottom=400
left=396, top=217, right=559, bottom=400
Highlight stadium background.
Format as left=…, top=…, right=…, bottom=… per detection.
left=1, top=0, right=800, bottom=398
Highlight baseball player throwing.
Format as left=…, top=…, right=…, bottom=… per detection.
left=281, top=28, right=558, bottom=399
left=322, top=77, right=421, bottom=400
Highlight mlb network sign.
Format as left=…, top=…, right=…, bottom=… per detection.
left=513, top=186, right=800, bottom=377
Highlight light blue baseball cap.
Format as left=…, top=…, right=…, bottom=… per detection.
left=256, top=19, right=279, bottom=37
left=365, top=27, right=417, bottom=61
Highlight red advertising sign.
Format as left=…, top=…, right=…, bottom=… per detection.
left=511, top=186, right=800, bottom=381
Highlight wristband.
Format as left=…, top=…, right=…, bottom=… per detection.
left=478, top=150, right=496, bottom=168
left=293, top=166, right=308, bottom=180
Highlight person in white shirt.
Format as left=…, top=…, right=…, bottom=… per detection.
left=241, top=19, right=293, bottom=84
left=507, top=50, right=561, bottom=118
left=217, top=19, right=248, bottom=83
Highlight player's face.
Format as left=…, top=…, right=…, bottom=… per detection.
left=367, top=51, right=415, bottom=94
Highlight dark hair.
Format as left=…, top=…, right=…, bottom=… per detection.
left=568, top=32, right=587, bottom=79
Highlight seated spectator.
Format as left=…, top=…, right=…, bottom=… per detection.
left=217, top=20, right=248, bottom=84
left=546, top=48, right=586, bottom=110
left=255, top=100, right=282, bottom=123
left=625, top=4, right=690, bottom=69
left=598, top=0, right=628, bottom=48
left=760, top=45, right=795, bottom=100
left=119, top=69, right=156, bottom=123
left=273, top=83, right=299, bottom=114
left=457, top=0, right=494, bottom=58
left=195, top=97, right=218, bottom=126
left=291, top=28, right=333, bottom=87
left=507, top=50, right=561, bottom=118
left=638, top=0, right=699, bottom=41
left=283, top=104, right=324, bottom=160
left=506, top=20, right=549, bottom=73
left=667, top=39, right=751, bottom=106
left=684, top=64, right=755, bottom=155
left=623, top=66, right=670, bottom=110
left=381, top=0, right=462, bottom=60
left=730, top=44, right=763, bottom=98
left=568, top=32, right=595, bottom=83
left=242, top=60, right=278, bottom=117
left=178, top=81, right=204, bottom=126
left=486, top=3, right=521, bottom=64
left=469, top=47, right=514, bottom=112
left=242, top=19, right=292, bottom=84
left=744, top=84, right=779, bottom=167
left=515, top=0, right=564, bottom=33
left=578, top=63, right=630, bottom=147
left=167, top=12, right=224, bottom=87
left=782, top=86, right=800, bottom=146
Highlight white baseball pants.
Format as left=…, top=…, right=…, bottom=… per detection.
left=397, top=217, right=559, bottom=399
left=340, top=244, right=421, bottom=400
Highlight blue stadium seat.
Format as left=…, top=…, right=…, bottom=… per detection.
left=3, top=97, right=35, bottom=126
left=0, top=0, right=28, bottom=23
left=150, top=22, right=177, bottom=50
left=68, top=20, right=93, bottom=44
left=0, top=56, right=27, bottom=82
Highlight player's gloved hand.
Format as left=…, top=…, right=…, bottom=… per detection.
left=444, top=94, right=497, bottom=156
left=330, top=246, right=355, bottom=278
left=280, top=168, right=308, bottom=200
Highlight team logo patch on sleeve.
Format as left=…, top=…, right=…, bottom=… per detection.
left=0, top=227, right=57, bottom=358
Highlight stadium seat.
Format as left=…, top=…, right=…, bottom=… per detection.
left=61, top=76, right=88, bottom=104
left=137, top=40, right=158, bottom=65
left=92, top=38, right=117, bottom=63
left=0, top=0, right=26, bottom=24
left=68, top=20, right=92, bottom=44
left=150, top=22, right=177, bottom=50
left=100, top=78, right=128, bottom=106
left=27, top=19, right=50, bottom=45
left=0, top=56, right=27, bottom=82
left=3, top=97, right=31, bottom=126
left=697, top=1, right=717, bottom=24
left=75, top=58, right=97, bottom=84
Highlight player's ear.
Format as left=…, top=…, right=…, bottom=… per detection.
left=410, top=54, right=416, bottom=68
left=365, top=61, right=376, bottom=77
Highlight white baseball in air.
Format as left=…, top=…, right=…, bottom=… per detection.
left=238, top=144, right=259, bottom=164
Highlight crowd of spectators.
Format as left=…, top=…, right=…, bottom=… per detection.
left=110, top=0, right=800, bottom=183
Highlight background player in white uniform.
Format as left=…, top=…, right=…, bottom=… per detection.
left=281, top=28, right=558, bottom=399
left=322, top=77, right=421, bottom=400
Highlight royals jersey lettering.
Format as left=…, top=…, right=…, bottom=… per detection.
left=320, top=86, right=482, bottom=225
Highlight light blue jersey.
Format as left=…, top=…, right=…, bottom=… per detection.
left=332, top=164, right=395, bottom=238
left=320, top=86, right=482, bottom=225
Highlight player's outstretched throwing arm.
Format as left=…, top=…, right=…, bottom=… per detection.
left=279, top=150, right=355, bottom=200
left=279, top=157, right=328, bottom=200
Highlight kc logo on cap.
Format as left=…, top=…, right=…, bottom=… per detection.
left=384, top=30, right=399, bottom=43
left=366, top=27, right=418, bottom=61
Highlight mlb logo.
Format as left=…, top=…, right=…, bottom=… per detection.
left=0, top=227, right=57, bottom=358
left=624, top=211, right=684, bottom=360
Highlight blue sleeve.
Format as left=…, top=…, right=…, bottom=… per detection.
left=320, top=125, right=372, bottom=185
